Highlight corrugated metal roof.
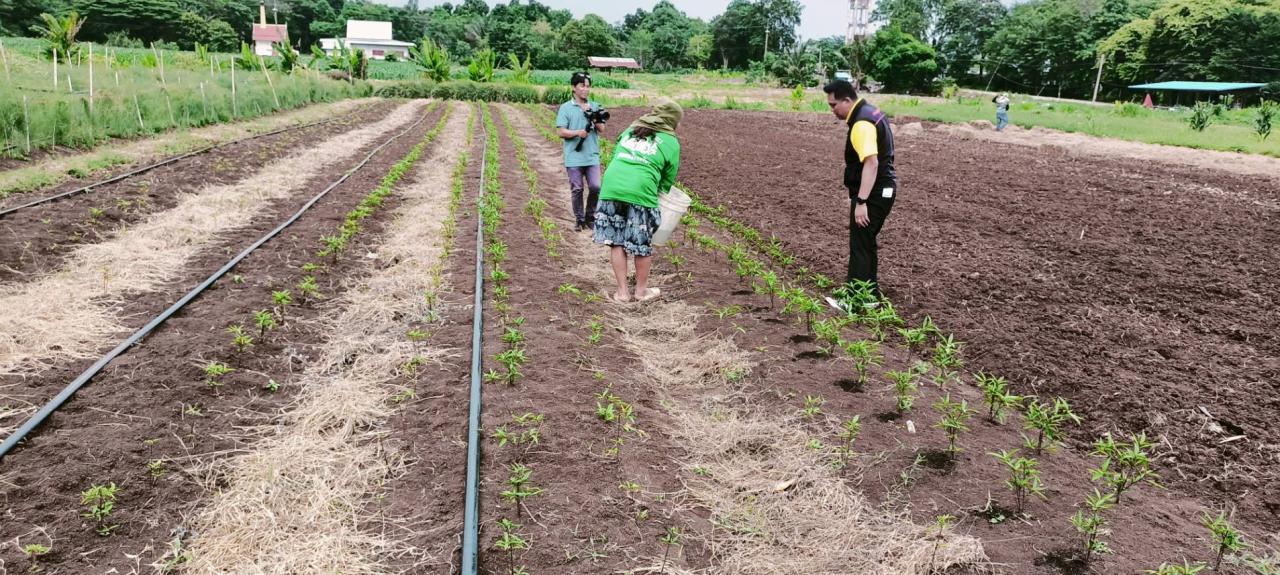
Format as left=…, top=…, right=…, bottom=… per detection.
left=1128, top=81, right=1266, bottom=92
left=588, top=57, right=641, bottom=69
left=252, top=24, right=287, bottom=43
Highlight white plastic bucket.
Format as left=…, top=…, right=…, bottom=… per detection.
left=651, top=187, right=691, bottom=247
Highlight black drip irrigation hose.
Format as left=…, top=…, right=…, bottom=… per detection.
left=0, top=107, right=432, bottom=461
left=0, top=111, right=357, bottom=219
left=460, top=102, right=487, bottom=575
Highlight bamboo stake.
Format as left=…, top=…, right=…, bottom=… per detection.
left=0, top=39, right=10, bottom=82
left=115, top=69, right=120, bottom=87
left=260, top=56, right=280, bottom=109
left=200, top=81, right=208, bottom=121
left=88, top=44, right=94, bottom=113
left=67, top=73, right=73, bottom=93
left=53, top=47, right=58, bottom=89
left=22, top=95, right=31, bottom=154
left=210, top=54, right=215, bottom=79
left=165, top=93, right=175, bottom=126
left=231, top=62, right=238, bottom=118
left=152, top=43, right=165, bottom=85
left=134, top=94, right=145, bottom=132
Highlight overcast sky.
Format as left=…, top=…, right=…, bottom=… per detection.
left=398, top=1, right=850, bottom=41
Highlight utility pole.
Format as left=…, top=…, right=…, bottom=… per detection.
left=763, top=27, right=769, bottom=60
left=272, top=0, right=279, bottom=25
left=1091, top=52, right=1106, bottom=102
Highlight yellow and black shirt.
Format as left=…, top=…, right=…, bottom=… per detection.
left=844, top=98, right=897, bottom=204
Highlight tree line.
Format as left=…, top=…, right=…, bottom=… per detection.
left=2, top=0, right=1277, bottom=99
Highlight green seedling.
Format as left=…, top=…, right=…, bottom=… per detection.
left=296, top=276, right=322, bottom=301
left=183, top=403, right=204, bottom=417
left=933, top=394, right=976, bottom=459
left=301, top=262, right=325, bottom=274
left=486, top=239, right=508, bottom=264
left=264, top=378, right=280, bottom=393
left=147, top=458, right=168, bottom=479
left=977, top=373, right=1021, bottom=424
left=832, top=279, right=879, bottom=315
left=1069, top=489, right=1116, bottom=567
left=231, top=274, right=245, bottom=284
left=811, top=273, right=836, bottom=289
left=659, top=526, right=683, bottom=575
left=812, top=317, right=850, bottom=356
left=501, top=463, right=543, bottom=517
left=1023, top=397, right=1082, bottom=455
left=407, top=328, right=429, bottom=346
left=800, top=395, right=824, bottom=418
left=619, top=480, right=642, bottom=493
left=271, top=290, right=292, bottom=318
left=885, top=369, right=919, bottom=412
left=595, top=387, right=638, bottom=458
left=490, top=412, right=544, bottom=461
left=665, top=252, right=687, bottom=274
left=489, top=264, right=510, bottom=284
left=1089, top=432, right=1160, bottom=503
left=753, top=270, right=783, bottom=308
left=1144, top=560, right=1208, bottom=574
left=843, top=339, right=883, bottom=388
left=1203, top=510, right=1247, bottom=570
left=713, top=304, right=743, bottom=319
left=500, top=326, right=523, bottom=349
left=693, top=466, right=711, bottom=477
left=253, top=309, right=276, bottom=337
left=860, top=300, right=904, bottom=341
left=928, top=514, right=955, bottom=574
left=392, top=388, right=417, bottom=403
left=931, top=335, right=964, bottom=386
left=836, top=415, right=862, bottom=466
left=22, top=543, right=51, bottom=564
left=227, top=324, right=254, bottom=353
left=495, top=348, right=527, bottom=384
left=557, top=283, right=582, bottom=297
left=203, top=361, right=232, bottom=387
left=89, top=206, right=105, bottom=219
left=318, top=234, right=346, bottom=261
left=586, top=316, right=604, bottom=345
left=990, top=449, right=1046, bottom=514
left=81, top=483, right=120, bottom=536
left=493, top=518, right=531, bottom=575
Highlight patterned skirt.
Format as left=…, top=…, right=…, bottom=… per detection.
left=592, top=199, right=662, bottom=256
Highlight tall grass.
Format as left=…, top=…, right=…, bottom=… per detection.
left=0, top=37, right=368, bottom=158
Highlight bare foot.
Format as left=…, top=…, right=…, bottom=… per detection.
left=611, top=291, right=631, bottom=303
left=636, top=287, right=661, bottom=302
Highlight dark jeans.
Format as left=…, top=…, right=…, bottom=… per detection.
left=567, top=165, right=602, bottom=224
left=848, top=200, right=893, bottom=296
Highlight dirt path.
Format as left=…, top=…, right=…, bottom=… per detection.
left=0, top=101, right=443, bottom=571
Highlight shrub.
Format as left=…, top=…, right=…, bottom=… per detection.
left=542, top=85, right=572, bottom=104
left=1188, top=101, right=1213, bottom=131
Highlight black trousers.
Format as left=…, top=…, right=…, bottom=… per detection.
left=847, top=201, right=893, bottom=295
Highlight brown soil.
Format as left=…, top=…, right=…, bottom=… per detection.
left=0, top=103, right=445, bottom=571
left=668, top=108, right=1279, bottom=572
left=0, top=101, right=395, bottom=284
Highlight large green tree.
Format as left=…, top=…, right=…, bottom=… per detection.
left=984, top=0, right=1093, bottom=97
left=558, top=13, right=616, bottom=68
left=867, top=26, right=939, bottom=93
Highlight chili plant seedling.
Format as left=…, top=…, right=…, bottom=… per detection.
left=1202, top=510, right=1247, bottom=570
left=296, top=276, right=322, bottom=301
left=928, top=514, right=955, bottom=574
left=713, top=304, right=743, bottom=320
left=495, top=347, right=527, bottom=385
left=203, top=361, right=232, bottom=387
left=931, top=335, right=964, bottom=387
left=81, top=483, right=120, bottom=536
left=1022, top=397, right=1082, bottom=455
left=659, top=526, right=683, bottom=575
left=799, top=395, right=824, bottom=418
left=933, top=394, right=976, bottom=459
left=253, top=310, right=276, bottom=337
left=665, top=252, right=687, bottom=274
left=812, top=317, right=850, bottom=356
left=271, top=290, right=292, bottom=319
left=977, top=372, right=1021, bottom=424
left=147, top=458, right=168, bottom=479
left=557, top=283, right=582, bottom=297
left=493, top=518, right=531, bottom=575
left=836, top=415, right=862, bottom=466
left=1069, top=489, right=1116, bottom=567
left=22, top=543, right=51, bottom=563
left=885, top=369, right=919, bottom=412
left=586, top=316, right=604, bottom=345
left=843, top=339, right=883, bottom=388
left=501, top=463, right=543, bottom=517
left=990, top=449, right=1046, bottom=514
left=1089, top=431, right=1160, bottom=503
left=226, top=324, right=254, bottom=353
left=619, top=480, right=642, bottom=493
left=490, top=412, right=544, bottom=461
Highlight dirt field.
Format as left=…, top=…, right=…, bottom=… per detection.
left=670, top=108, right=1280, bottom=571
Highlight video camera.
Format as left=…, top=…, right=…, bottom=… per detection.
left=575, top=107, right=610, bottom=152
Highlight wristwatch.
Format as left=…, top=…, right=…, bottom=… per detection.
left=854, top=196, right=868, bottom=205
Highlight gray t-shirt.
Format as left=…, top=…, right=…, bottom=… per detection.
left=556, top=100, right=602, bottom=168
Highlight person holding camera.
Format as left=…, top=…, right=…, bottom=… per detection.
left=593, top=98, right=683, bottom=303
left=556, top=72, right=609, bottom=231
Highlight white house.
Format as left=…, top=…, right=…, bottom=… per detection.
left=251, top=2, right=288, bottom=57
left=320, top=20, right=414, bottom=60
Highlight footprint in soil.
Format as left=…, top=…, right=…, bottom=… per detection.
left=834, top=378, right=865, bottom=393
left=794, top=350, right=827, bottom=360
left=916, top=448, right=957, bottom=472
left=731, top=289, right=753, bottom=296
left=875, top=411, right=901, bottom=422
left=1035, top=548, right=1089, bottom=575
left=790, top=334, right=815, bottom=344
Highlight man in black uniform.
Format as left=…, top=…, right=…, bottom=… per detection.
left=823, top=80, right=897, bottom=298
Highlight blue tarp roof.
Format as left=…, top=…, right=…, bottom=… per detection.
left=1128, top=81, right=1266, bottom=92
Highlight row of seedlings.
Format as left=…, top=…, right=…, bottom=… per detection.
left=516, top=103, right=684, bottom=572
left=677, top=186, right=1274, bottom=573
left=495, top=106, right=565, bottom=261
left=42, top=104, right=449, bottom=569
left=477, top=102, right=542, bottom=575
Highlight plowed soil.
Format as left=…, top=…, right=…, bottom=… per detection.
left=0, top=103, right=444, bottom=571
left=668, top=108, right=1280, bottom=571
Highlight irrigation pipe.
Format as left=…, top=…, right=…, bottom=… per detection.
left=0, top=107, right=432, bottom=461
left=460, top=102, right=487, bottom=575
left=0, top=110, right=360, bottom=219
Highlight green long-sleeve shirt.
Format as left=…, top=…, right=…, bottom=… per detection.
left=598, top=128, right=681, bottom=209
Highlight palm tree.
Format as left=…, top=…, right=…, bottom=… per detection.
left=33, top=11, right=86, bottom=63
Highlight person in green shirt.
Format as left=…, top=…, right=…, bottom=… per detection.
left=593, top=98, right=683, bottom=303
